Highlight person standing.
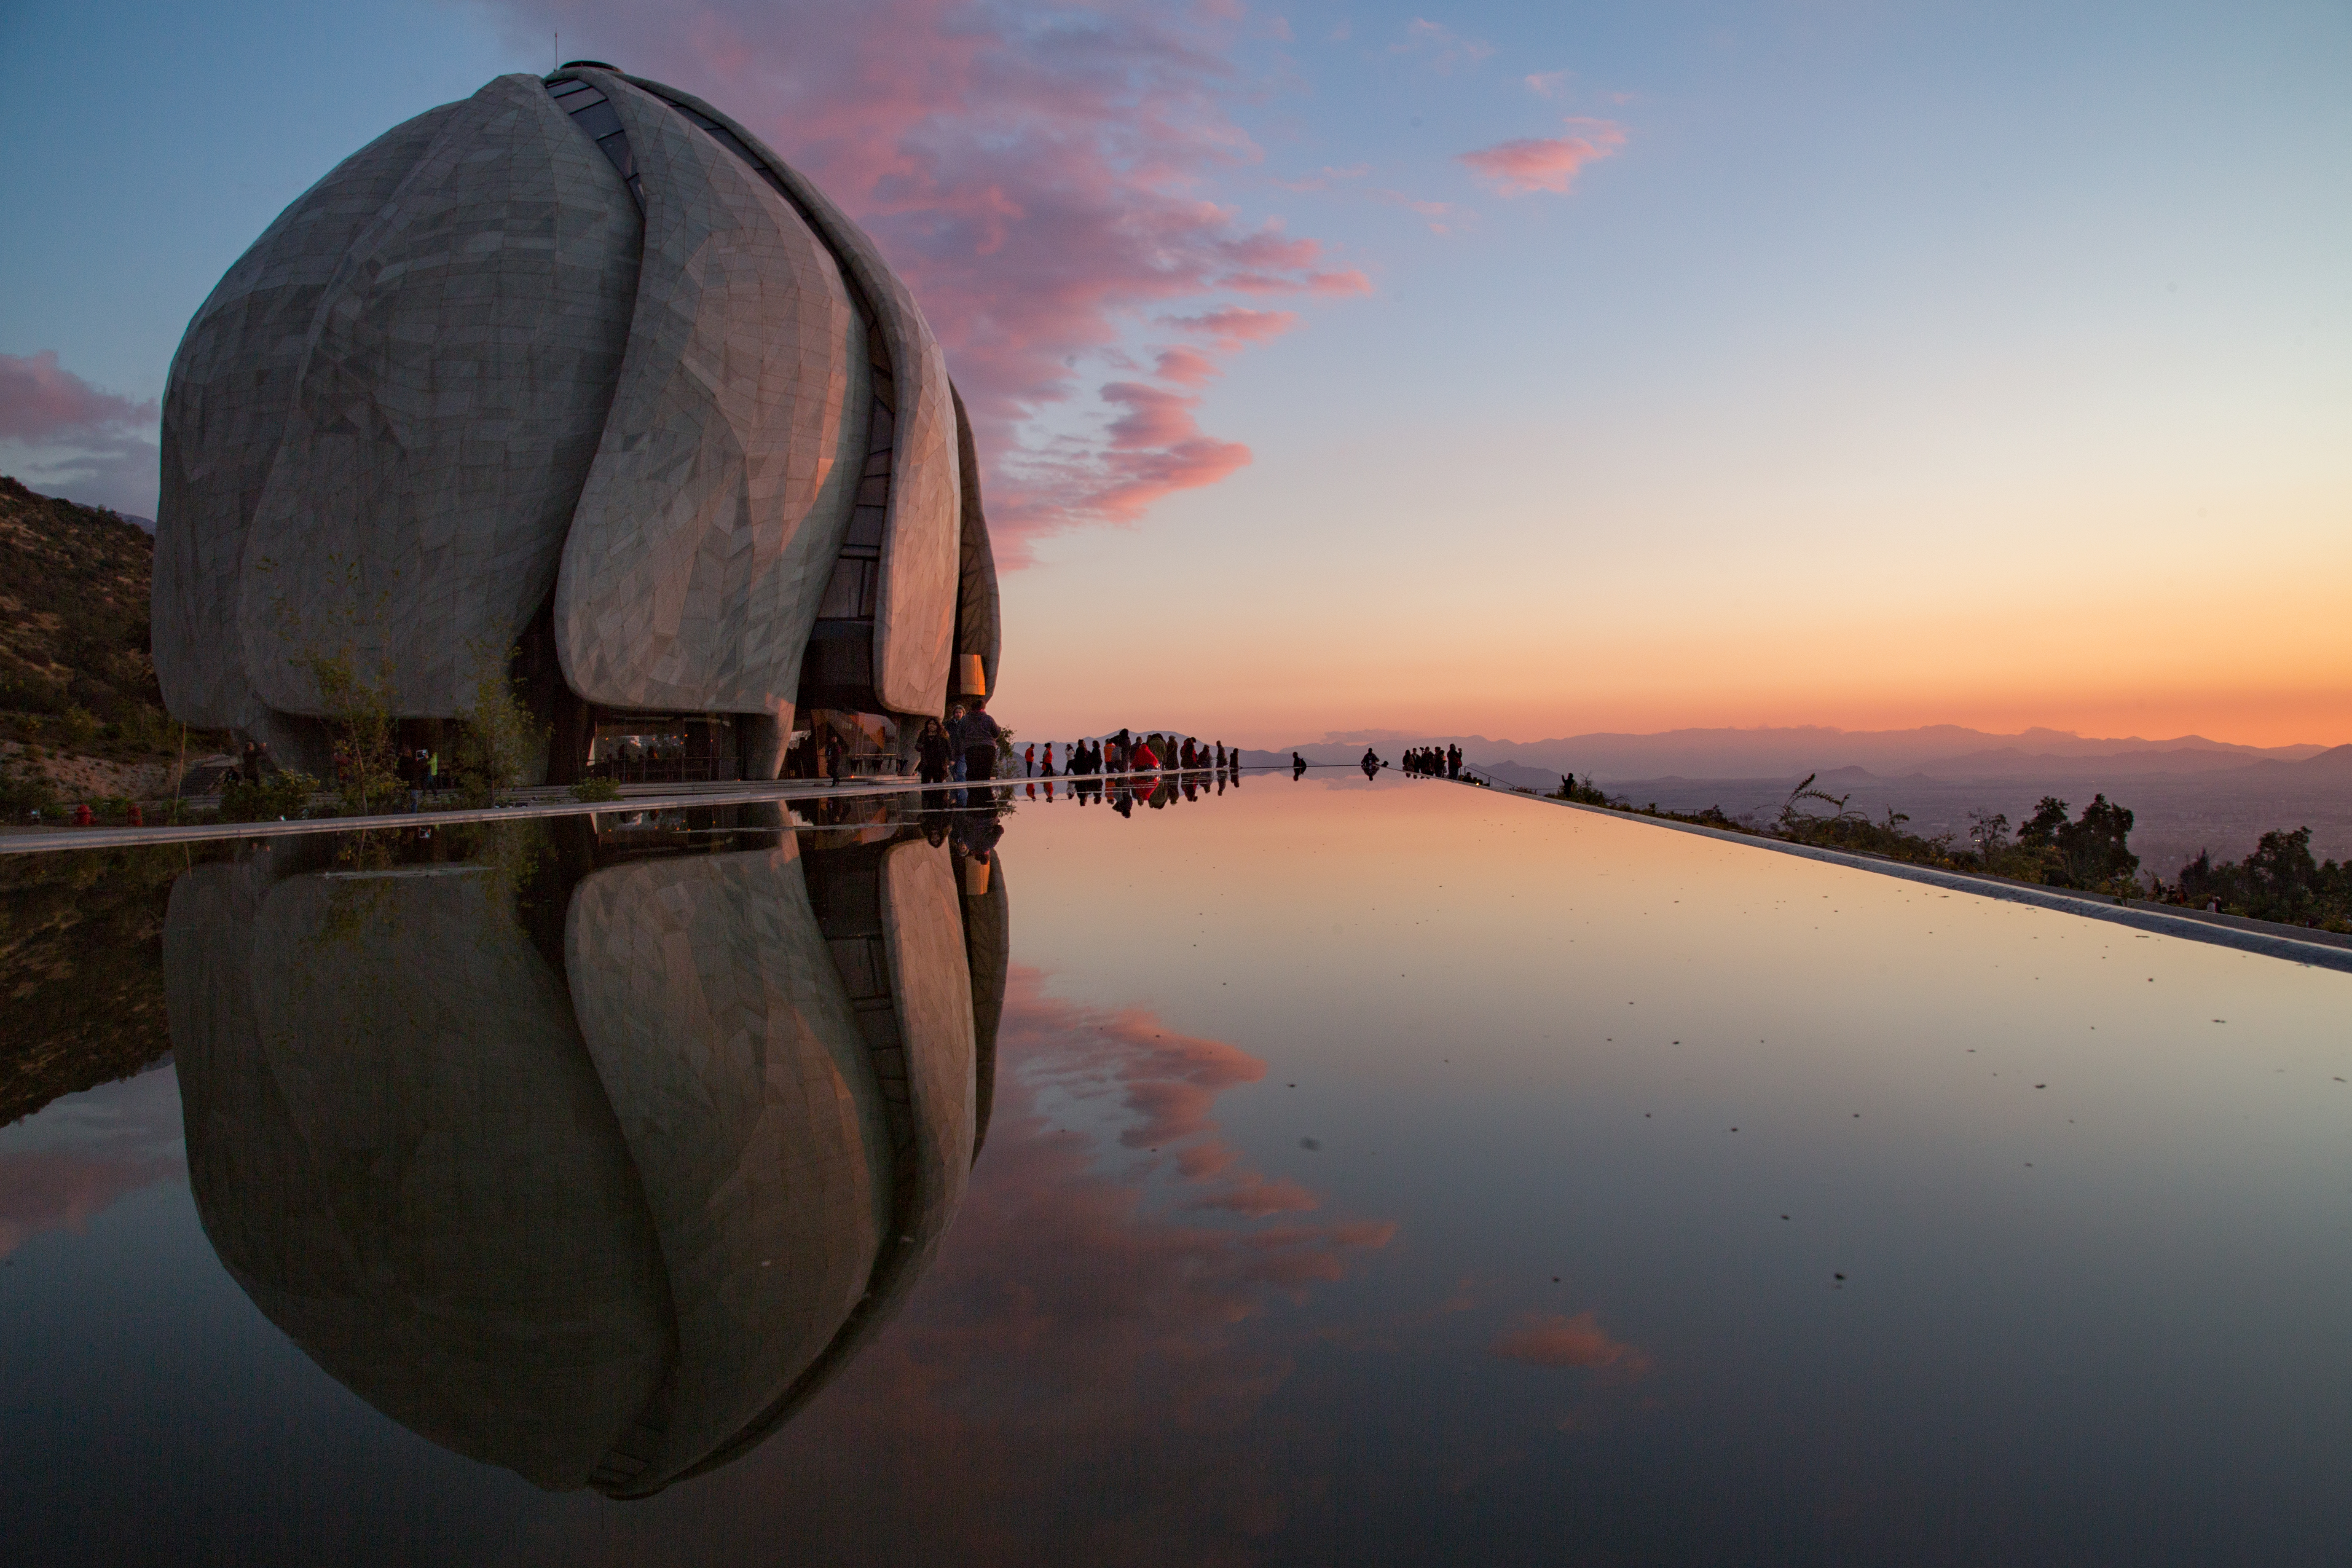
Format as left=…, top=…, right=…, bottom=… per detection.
left=1023, top=742, right=1035, bottom=778
left=1040, top=742, right=1055, bottom=777
left=917, top=717, right=952, bottom=784
left=960, top=697, right=1002, bottom=782
left=945, top=705, right=969, bottom=782
left=1448, top=743, right=1462, bottom=779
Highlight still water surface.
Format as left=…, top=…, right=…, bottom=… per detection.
left=3, top=772, right=2348, bottom=1565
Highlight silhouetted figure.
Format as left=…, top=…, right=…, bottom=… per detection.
left=960, top=697, right=1001, bottom=783
left=917, top=717, right=952, bottom=784
left=1361, top=748, right=1382, bottom=780
left=1292, top=752, right=1307, bottom=778
left=1447, top=743, right=1462, bottom=779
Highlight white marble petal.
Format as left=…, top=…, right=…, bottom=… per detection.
left=615, top=76, right=961, bottom=716
left=153, top=103, right=458, bottom=729
left=235, top=74, right=641, bottom=719
left=552, top=72, right=869, bottom=720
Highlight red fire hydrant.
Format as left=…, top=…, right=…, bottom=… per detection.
left=73, top=802, right=94, bottom=826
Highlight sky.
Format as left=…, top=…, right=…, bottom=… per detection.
left=1, top=0, right=2345, bottom=748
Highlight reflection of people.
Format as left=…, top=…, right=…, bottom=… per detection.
left=1292, top=752, right=1306, bottom=778
left=166, top=818, right=994, bottom=1498
left=1360, top=748, right=1382, bottom=780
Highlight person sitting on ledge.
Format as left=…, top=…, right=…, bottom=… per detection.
left=1361, top=748, right=1383, bottom=779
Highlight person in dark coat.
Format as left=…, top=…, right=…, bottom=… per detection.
left=960, top=698, right=1001, bottom=782
left=917, top=718, right=953, bottom=784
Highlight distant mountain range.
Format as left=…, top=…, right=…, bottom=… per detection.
left=1260, top=725, right=2331, bottom=781
left=1239, top=729, right=2352, bottom=868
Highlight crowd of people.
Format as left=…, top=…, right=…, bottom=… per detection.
left=1400, top=743, right=1464, bottom=779
left=1347, top=743, right=1465, bottom=780
left=915, top=699, right=1006, bottom=785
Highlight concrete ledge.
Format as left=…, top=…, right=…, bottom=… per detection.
left=1476, top=782, right=2352, bottom=976
left=0, top=768, right=1226, bottom=857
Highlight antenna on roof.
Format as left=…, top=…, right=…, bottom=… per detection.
left=553, top=31, right=559, bottom=73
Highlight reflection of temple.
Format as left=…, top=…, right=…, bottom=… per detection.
left=165, top=809, right=1008, bottom=1496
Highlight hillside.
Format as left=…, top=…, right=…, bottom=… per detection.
left=0, top=476, right=172, bottom=748
left=0, top=476, right=207, bottom=801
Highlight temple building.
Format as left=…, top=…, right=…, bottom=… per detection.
left=153, top=65, right=1000, bottom=782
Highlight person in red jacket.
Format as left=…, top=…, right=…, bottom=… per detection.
left=1130, top=736, right=1160, bottom=771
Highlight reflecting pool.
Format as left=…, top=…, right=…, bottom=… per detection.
left=3, top=771, right=2349, bottom=1565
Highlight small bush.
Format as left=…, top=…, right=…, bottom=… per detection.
left=569, top=777, right=622, bottom=803
left=220, top=771, right=319, bottom=823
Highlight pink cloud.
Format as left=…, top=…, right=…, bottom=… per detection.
left=0, top=350, right=154, bottom=442
left=1488, top=1310, right=1653, bottom=1380
left=1458, top=117, right=1628, bottom=196
left=493, top=0, right=1369, bottom=560
left=1019, top=382, right=1249, bottom=524
left=1150, top=346, right=1221, bottom=386
left=0, top=350, right=161, bottom=515
left=1159, top=306, right=1299, bottom=351
left=1524, top=70, right=1569, bottom=98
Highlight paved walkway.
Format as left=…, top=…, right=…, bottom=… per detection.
left=0, top=769, right=1200, bottom=856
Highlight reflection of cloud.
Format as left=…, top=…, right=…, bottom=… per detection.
left=0, top=1151, right=180, bottom=1258
left=0, top=1067, right=187, bottom=1258
left=1458, top=118, right=1627, bottom=196
left=1488, top=1310, right=1652, bottom=1380
left=1191, top=1174, right=1319, bottom=1216
left=737, top=967, right=1395, bottom=1558
left=478, top=0, right=1370, bottom=559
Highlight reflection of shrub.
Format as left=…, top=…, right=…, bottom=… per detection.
left=569, top=777, right=622, bottom=803
left=220, top=771, right=319, bottom=823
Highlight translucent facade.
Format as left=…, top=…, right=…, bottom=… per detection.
left=153, top=66, right=1000, bottom=780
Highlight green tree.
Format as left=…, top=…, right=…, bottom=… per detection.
left=454, top=640, right=545, bottom=806
left=2054, top=794, right=2139, bottom=890
left=259, top=555, right=402, bottom=813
